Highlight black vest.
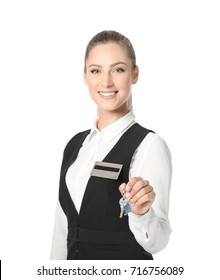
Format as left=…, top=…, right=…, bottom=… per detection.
left=59, top=123, right=154, bottom=260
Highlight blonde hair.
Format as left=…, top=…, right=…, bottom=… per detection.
left=84, top=30, right=136, bottom=72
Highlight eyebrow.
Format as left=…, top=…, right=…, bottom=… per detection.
left=88, top=62, right=128, bottom=68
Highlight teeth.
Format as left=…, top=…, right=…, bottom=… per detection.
left=99, top=92, right=116, bottom=96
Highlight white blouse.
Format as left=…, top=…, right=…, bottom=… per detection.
left=50, top=111, right=172, bottom=259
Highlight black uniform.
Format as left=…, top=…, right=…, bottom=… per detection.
left=59, top=123, right=154, bottom=260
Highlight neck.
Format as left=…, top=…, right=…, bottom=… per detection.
left=97, top=110, right=130, bottom=130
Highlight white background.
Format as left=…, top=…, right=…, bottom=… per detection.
left=0, top=0, right=220, bottom=279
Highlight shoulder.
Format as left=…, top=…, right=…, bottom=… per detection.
left=64, top=129, right=90, bottom=154
left=136, top=128, right=172, bottom=160
left=134, top=123, right=167, bottom=147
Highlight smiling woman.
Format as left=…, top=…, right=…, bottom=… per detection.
left=50, top=30, right=172, bottom=260
left=84, top=42, right=139, bottom=129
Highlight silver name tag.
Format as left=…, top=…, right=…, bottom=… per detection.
left=90, top=161, right=123, bottom=180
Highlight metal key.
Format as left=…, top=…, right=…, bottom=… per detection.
left=119, top=195, right=128, bottom=218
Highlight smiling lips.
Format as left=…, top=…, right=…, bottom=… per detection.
left=98, top=91, right=118, bottom=97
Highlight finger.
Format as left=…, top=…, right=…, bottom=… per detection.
left=129, top=185, right=154, bottom=204
left=128, top=179, right=150, bottom=198
left=125, top=177, right=142, bottom=192
left=132, top=190, right=156, bottom=206
left=118, top=183, right=126, bottom=195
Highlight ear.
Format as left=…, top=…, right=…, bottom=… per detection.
left=132, top=65, right=139, bottom=84
left=84, top=72, right=88, bottom=86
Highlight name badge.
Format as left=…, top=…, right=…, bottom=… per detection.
left=90, top=161, right=123, bottom=180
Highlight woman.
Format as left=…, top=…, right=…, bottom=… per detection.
left=51, top=30, right=172, bottom=260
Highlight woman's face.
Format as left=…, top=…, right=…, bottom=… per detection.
left=84, top=43, right=138, bottom=115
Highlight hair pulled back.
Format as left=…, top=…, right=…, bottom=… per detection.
left=84, top=30, right=136, bottom=71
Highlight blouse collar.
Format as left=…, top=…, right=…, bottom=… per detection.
left=88, top=111, right=136, bottom=142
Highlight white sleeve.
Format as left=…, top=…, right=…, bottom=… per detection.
left=128, top=132, right=172, bottom=254
left=50, top=201, right=68, bottom=260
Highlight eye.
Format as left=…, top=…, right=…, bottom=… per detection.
left=90, top=69, right=100, bottom=74
left=113, top=67, right=125, bottom=73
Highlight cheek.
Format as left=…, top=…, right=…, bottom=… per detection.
left=84, top=73, right=97, bottom=86
left=120, top=77, right=132, bottom=90
left=86, top=78, right=97, bottom=90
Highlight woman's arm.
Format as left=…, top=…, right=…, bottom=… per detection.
left=120, top=133, right=172, bottom=254
left=50, top=201, right=68, bottom=259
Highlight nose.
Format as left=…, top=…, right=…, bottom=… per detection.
left=101, top=72, right=114, bottom=88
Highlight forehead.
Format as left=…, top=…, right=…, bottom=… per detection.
left=87, top=43, right=131, bottom=63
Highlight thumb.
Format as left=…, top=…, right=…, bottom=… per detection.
left=118, top=183, right=126, bottom=195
